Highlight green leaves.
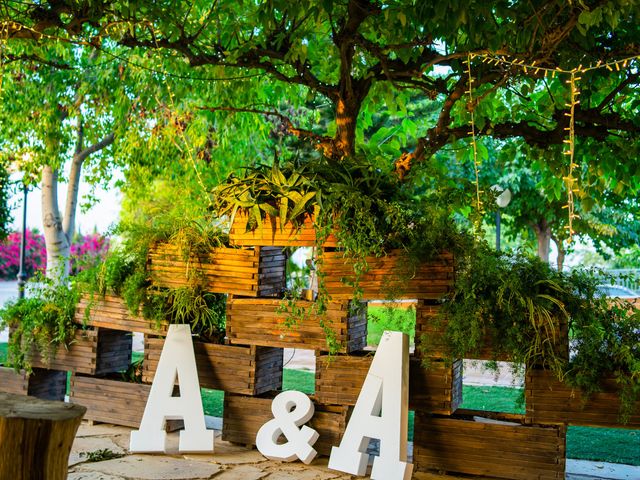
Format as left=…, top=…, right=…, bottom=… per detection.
left=213, top=162, right=318, bottom=232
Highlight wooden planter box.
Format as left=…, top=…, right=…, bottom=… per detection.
left=0, top=366, right=66, bottom=401
left=75, top=294, right=168, bottom=335
left=229, top=211, right=338, bottom=247
left=226, top=298, right=367, bottom=353
left=315, top=353, right=462, bottom=415
left=30, top=328, right=132, bottom=375
left=148, top=244, right=286, bottom=297
left=415, top=302, right=510, bottom=361
left=319, top=250, right=454, bottom=300
left=143, top=337, right=283, bottom=395
left=69, top=373, right=151, bottom=428
left=415, top=301, right=568, bottom=362
left=414, top=412, right=566, bottom=480
left=525, top=367, right=640, bottom=428
left=222, top=394, right=349, bottom=456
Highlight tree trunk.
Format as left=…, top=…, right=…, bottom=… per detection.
left=41, top=166, right=71, bottom=281
left=0, top=392, right=86, bottom=480
left=41, top=126, right=113, bottom=281
left=552, top=236, right=566, bottom=272
left=532, top=220, right=552, bottom=263
left=334, top=97, right=359, bottom=158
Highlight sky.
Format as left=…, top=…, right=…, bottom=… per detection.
left=8, top=172, right=121, bottom=235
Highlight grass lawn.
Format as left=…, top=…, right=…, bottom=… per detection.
left=367, top=305, right=415, bottom=346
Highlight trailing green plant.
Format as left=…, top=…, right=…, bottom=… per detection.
left=0, top=274, right=79, bottom=372
left=78, top=210, right=229, bottom=342
left=426, top=241, right=640, bottom=420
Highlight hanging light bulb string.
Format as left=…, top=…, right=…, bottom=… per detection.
left=466, top=53, right=484, bottom=233
left=562, top=71, right=580, bottom=242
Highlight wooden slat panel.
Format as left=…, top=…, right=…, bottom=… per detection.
left=226, top=299, right=366, bottom=353
left=222, top=394, right=348, bottom=456
left=414, top=414, right=566, bottom=480
left=315, top=354, right=461, bottom=414
left=525, top=367, right=640, bottom=428
left=229, top=211, right=339, bottom=247
left=0, top=366, right=28, bottom=396
left=148, top=244, right=286, bottom=297
left=143, top=338, right=283, bottom=395
left=319, top=250, right=454, bottom=300
left=75, top=294, right=168, bottom=335
left=69, top=374, right=151, bottom=428
left=29, top=328, right=131, bottom=375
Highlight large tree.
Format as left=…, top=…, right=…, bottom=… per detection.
left=3, top=1, right=640, bottom=260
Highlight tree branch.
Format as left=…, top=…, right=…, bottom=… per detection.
left=74, top=132, right=115, bottom=164
left=197, top=106, right=336, bottom=156
left=596, top=73, right=640, bottom=111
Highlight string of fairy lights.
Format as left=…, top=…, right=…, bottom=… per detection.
left=465, top=52, right=640, bottom=242
left=465, top=53, right=483, bottom=234
left=2, top=20, right=640, bottom=241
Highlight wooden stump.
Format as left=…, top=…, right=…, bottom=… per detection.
left=0, top=392, right=86, bottom=480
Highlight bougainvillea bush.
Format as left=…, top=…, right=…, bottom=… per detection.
left=0, top=229, right=46, bottom=279
left=69, top=233, right=110, bottom=274
left=0, top=230, right=109, bottom=279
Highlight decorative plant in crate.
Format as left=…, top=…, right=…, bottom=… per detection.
left=423, top=242, right=640, bottom=421
left=0, top=274, right=79, bottom=372
left=79, top=216, right=229, bottom=343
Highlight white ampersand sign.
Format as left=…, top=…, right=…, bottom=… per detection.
left=256, top=391, right=319, bottom=464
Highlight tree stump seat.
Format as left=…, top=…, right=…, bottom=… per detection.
left=0, top=392, right=86, bottom=480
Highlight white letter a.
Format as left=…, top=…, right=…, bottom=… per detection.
left=328, top=331, right=412, bottom=479
left=130, top=324, right=214, bottom=453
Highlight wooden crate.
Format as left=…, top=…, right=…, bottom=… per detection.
left=315, top=353, right=462, bottom=415
left=229, top=210, right=338, bottom=247
left=415, top=301, right=568, bottom=362
left=410, top=358, right=463, bottom=414
left=226, top=298, right=367, bottom=353
left=148, top=244, right=286, bottom=297
left=69, top=373, right=151, bottom=428
left=414, top=412, right=566, bottom=480
left=415, top=302, right=510, bottom=361
left=319, top=250, right=454, bottom=300
left=222, top=394, right=349, bottom=456
left=143, top=337, right=283, bottom=395
left=30, top=328, right=132, bottom=375
left=525, top=367, right=640, bottom=428
left=75, top=294, right=168, bottom=335
left=0, top=366, right=66, bottom=401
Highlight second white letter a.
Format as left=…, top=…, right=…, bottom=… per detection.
left=328, top=330, right=412, bottom=479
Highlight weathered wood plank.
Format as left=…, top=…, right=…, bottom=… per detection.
left=143, top=337, right=283, bottom=395
left=226, top=298, right=367, bottom=353
left=525, top=367, right=640, bottom=428
left=414, top=413, right=566, bottom=480
left=222, top=394, right=348, bottom=456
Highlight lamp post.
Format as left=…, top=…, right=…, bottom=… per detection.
left=491, top=185, right=512, bottom=252
left=16, top=181, right=28, bottom=299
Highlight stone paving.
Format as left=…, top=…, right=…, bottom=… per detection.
left=68, top=421, right=640, bottom=480
left=67, top=421, right=489, bottom=480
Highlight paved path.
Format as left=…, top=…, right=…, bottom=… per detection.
left=68, top=422, right=640, bottom=480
